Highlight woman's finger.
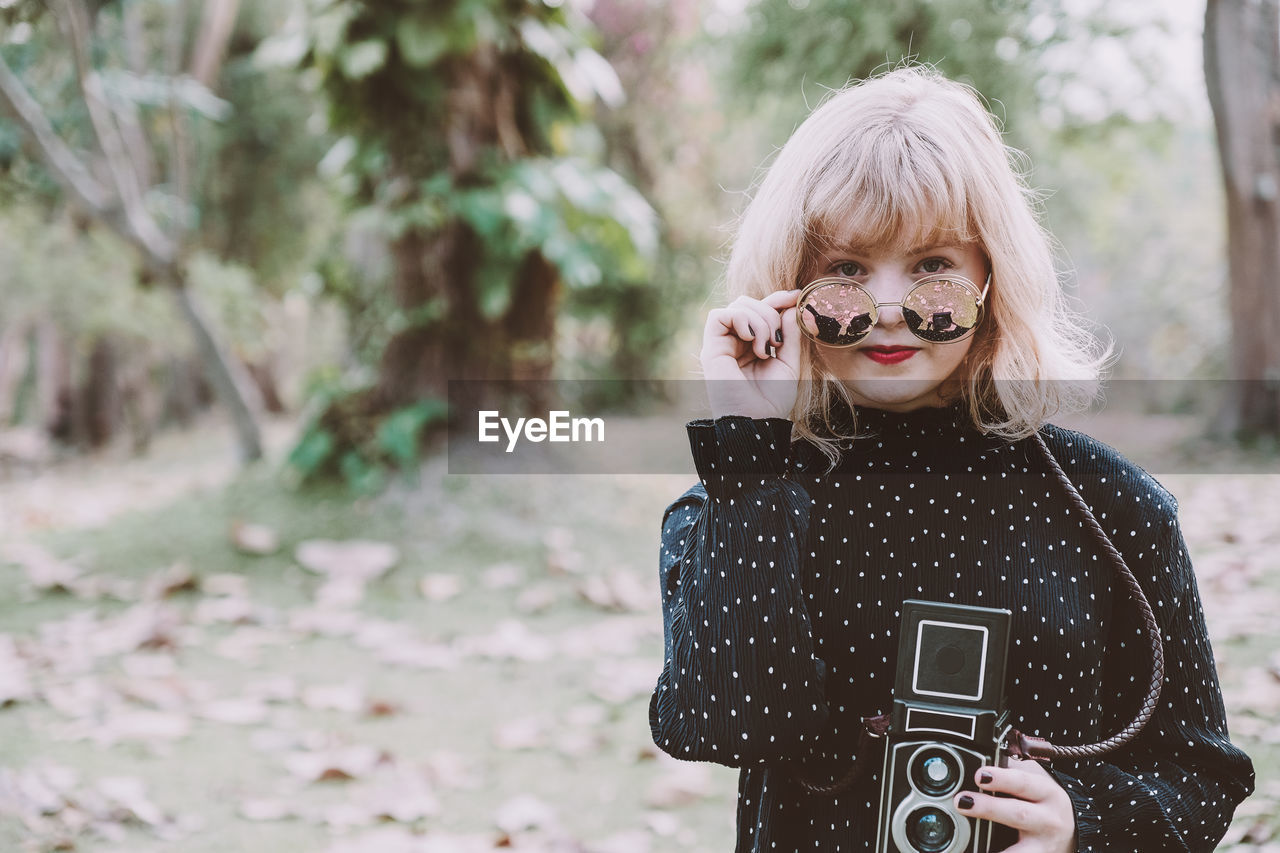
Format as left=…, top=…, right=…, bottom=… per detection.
left=728, top=309, right=759, bottom=350
left=952, top=790, right=1040, bottom=832
left=701, top=308, right=745, bottom=362
left=760, top=288, right=803, bottom=310
left=775, top=307, right=802, bottom=371
left=740, top=302, right=782, bottom=360
left=974, top=762, right=1058, bottom=803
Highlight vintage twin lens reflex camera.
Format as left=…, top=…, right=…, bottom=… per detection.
left=875, top=600, right=1015, bottom=853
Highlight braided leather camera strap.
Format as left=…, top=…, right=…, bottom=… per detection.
left=792, top=429, right=1166, bottom=795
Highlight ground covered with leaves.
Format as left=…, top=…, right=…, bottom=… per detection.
left=0, top=423, right=1277, bottom=852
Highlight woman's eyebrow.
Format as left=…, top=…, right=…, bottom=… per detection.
left=907, top=241, right=966, bottom=255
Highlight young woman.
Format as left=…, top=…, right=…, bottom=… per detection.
left=649, top=67, right=1254, bottom=852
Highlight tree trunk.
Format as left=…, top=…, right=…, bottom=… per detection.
left=83, top=334, right=121, bottom=447
left=1205, top=0, right=1280, bottom=436
left=0, top=321, right=31, bottom=425
left=172, top=282, right=264, bottom=462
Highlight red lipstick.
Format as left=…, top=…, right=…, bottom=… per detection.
left=862, top=346, right=919, bottom=365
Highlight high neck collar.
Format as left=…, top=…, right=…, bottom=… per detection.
left=792, top=396, right=1008, bottom=475
left=851, top=399, right=975, bottom=437
left=817, top=395, right=977, bottom=439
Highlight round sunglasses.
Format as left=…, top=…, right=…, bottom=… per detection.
left=796, top=272, right=991, bottom=347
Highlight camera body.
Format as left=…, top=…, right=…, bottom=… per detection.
left=875, top=601, right=1016, bottom=853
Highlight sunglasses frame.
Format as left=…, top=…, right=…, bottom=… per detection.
left=795, top=272, right=992, bottom=347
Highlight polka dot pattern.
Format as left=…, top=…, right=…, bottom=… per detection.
left=649, top=403, right=1255, bottom=851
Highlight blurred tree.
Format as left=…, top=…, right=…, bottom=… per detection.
left=0, top=0, right=266, bottom=461
left=584, top=0, right=721, bottom=398
left=292, top=0, right=655, bottom=487
left=1205, top=0, right=1280, bottom=436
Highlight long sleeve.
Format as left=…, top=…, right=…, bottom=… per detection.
left=1039, top=432, right=1255, bottom=851
left=648, top=416, right=830, bottom=767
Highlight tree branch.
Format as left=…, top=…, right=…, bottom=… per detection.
left=0, top=51, right=112, bottom=216
left=190, top=0, right=241, bottom=87
left=53, top=0, right=177, bottom=266
left=119, top=0, right=158, bottom=189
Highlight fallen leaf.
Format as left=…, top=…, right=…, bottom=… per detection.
left=198, top=697, right=271, bottom=726
left=301, top=682, right=367, bottom=713
left=644, top=760, right=712, bottom=809
left=192, top=595, right=260, bottom=626
left=482, top=562, right=524, bottom=589
left=590, top=658, right=660, bottom=705
left=142, top=563, right=199, bottom=600
left=575, top=571, right=650, bottom=613
left=592, top=830, right=651, bottom=853
left=288, top=606, right=363, bottom=637
left=0, top=634, right=34, bottom=706
left=420, top=573, right=463, bottom=602
left=422, top=750, right=484, bottom=791
left=202, top=573, right=250, bottom=598
left=493, top=717, right=547, bottom=751
left=555, top=728, right=608, bottom=757
left=315, top=576, right=366, bottom=608
left=213, top=626, right=290, bottom=663
left=375, top=640, right=461, bottom=671
left=96, top=776, right=167, bottom=826
left=238, top=798, right=296, bottom=821
left=543, top=528, right=583, bottom=576
left=459, top=620, right=553, bottom=662
left=295, top=539, right=399, bottom=581
left=243, top=675, right=298, bottom=704
left=230, top=521, right=281, bottom=555
left=494, top=793, right=557, bottom=834
left=362, top=764, right=441, bottom=823
left=644, top=811, right=681, bottom=837
left=515, top=583, right=559, bottom=614
left=2, top=542, right=82, bottom=593
left=284, top=745, right=386, bottom=784
left=88, top=710, right=192, bottom=745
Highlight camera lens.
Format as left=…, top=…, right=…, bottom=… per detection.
left=905, top=806, right=955, bottom=852
left=909, top=747, right=961, bottom=796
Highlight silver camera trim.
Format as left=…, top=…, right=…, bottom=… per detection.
left=886, top=742, right=976, bottom=853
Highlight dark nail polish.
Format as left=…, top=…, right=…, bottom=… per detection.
left=775, top=328, right=783, bottom=343
left=957, top=794, right=974, bottom=810
left=979, top=772, right=992, bottom=784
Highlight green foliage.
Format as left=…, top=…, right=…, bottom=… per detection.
left=0, top=205, right=178, bottom=346
left=292, top=0, right=658, bottom=487
left=377, top=398, right=450, bottom=466
left=448, top=157, right=656, bottom=316
left=288, top=387, right=450, bottom=492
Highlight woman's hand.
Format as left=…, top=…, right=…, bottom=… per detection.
left=955, top=757, right=1076, bottom=853
left=701, top=289, right=804, bottom=420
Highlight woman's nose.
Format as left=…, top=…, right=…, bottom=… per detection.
left=874, top=302, right=907, bottom=331
left=868, top=274, right=914, bottom=325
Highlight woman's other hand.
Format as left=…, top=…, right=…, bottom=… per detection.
left=955, top=757, right=1076, bottom=853
left=701, top=289, right=804, bottom=420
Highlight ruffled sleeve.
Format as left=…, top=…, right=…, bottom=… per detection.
left=649, top=416, right=830, bottom=766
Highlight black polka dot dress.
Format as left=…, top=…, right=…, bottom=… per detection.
left=649, top=401, right=1255, bottom=852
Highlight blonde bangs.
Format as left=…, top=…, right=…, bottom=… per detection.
left=803, top=126, right=977, bottom=266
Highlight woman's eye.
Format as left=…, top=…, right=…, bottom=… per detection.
left=919, top=257, right=953, bottom=274
left=836, top=262, right=860, bottom=276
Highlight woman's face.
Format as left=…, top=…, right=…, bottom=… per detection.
left=805, top=239, right=989, bottom=412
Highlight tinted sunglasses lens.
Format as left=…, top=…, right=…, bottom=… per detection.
left=799, top=283, right=877, bottom=346
left=904, top=279, right=981, bottom=342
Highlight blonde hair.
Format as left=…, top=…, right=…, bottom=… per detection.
left=722, top=65, right=1113, bottom=468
